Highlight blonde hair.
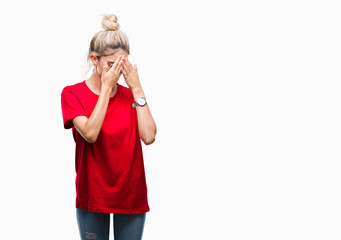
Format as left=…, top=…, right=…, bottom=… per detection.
left=83, top=14, right=130, bottom=77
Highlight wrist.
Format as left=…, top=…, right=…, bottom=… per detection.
left=132, top=86, right=144, bottom=99
left=100, top=84, right=113, bottom=96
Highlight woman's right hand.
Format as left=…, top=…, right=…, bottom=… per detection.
left=101, top=55, right=124, bottom=90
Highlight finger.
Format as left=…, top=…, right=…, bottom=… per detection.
left=121, top=60, right=128, bottom=72
left=113, top=55, right=124, bottom=72
left=121, top=66, right=126, bottom=76
left=112, top=55, right=121, bottom=67
left=108, top=55, right=122, bottom=72
left=118, top=58, right=129, bottom=74
left=122, top=60, right=133, bottom=76
left=123, top=57, right=133, bottom=71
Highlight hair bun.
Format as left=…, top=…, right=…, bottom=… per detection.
left=101, top=14, right=120, bottom=31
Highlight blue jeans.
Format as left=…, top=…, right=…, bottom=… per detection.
left=76, top=208, right=146, bottom=240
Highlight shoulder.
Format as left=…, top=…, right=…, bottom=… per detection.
left=61, top=81, right=85, bottom=97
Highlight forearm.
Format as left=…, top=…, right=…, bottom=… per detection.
left=76, top=86, right=112, bottom=143
left=132, top=86, right=157, bottom=145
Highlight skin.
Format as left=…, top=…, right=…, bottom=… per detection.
left=72, top=48, right=157, bottom=145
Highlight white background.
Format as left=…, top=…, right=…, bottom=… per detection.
left=0, top=0, right=340, bottom=239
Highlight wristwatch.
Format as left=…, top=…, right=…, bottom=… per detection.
left=132, top=97, right=147, bottom=107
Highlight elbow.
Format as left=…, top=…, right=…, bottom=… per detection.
left=83, top=131, right=98, bottom=143
left=142, top=135, right=156, bottom=145
left=141, top=125, right=157, bottom=145
left=86, top=137, right=97, bottom=143
left=142, top=128, right=157, bottom=145
left=73, top=118, right=99, bottom=143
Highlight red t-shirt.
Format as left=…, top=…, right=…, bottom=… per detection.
left=61, top=80, right=150, bottom=214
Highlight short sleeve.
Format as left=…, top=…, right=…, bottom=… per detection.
left=61, top=87, right=87, bottom=129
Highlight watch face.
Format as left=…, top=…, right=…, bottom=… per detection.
left=137, top=98, right=146, bottom=105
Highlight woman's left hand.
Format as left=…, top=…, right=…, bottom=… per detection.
left=120, top=57, right=141, bottom=91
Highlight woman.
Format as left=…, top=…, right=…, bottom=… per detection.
left=61, top=14, right=156, bottom=240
